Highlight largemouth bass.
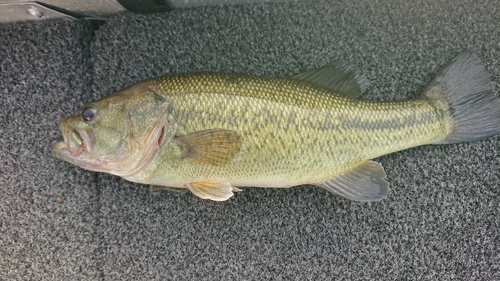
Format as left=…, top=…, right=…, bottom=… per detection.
left=52, top=52, right=500, bottom=201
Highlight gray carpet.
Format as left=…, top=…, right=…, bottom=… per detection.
left=1, top=0, right=499, bottom=279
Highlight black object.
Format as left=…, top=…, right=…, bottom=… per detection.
left=117, top=0, right=172, bottom=13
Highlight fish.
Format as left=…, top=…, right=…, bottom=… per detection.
left=52, top=51, right=500, bottom=201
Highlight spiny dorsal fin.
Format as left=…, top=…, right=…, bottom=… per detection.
left=175, top=129, right=243, bottom=166
left=186, top=178, right=235, bottom=201
left=318, top=160, right=389, bottom=202
left=292, top=62, right=369, bottom=99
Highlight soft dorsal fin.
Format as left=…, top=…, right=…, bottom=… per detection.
left=318, top=160, right=389, bottom=202
left=292, top=62, right=369, bottom=98
left=175, top=129, right=243, bottom=166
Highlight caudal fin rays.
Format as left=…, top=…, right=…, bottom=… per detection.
left=423, top=51, right=500, bottom=144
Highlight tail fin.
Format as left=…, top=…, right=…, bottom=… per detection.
left=423, top=51, right=500, bottom=144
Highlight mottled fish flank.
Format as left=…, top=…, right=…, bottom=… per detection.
left=52, top=52, right=500, bottom=201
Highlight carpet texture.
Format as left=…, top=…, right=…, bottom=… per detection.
left=1, top=0, right=499, bottom=280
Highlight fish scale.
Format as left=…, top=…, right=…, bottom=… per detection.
left=137, top=72, right=448, bottom=189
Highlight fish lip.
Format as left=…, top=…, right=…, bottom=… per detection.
left=51, top=140, right=74, bottom=161
left=66, top=128, right=85, bottom=156
left=51, top=140, right=104, bottom=173
left=53, top=119, right=91, bottom=158
left=51, top=125, right=102, bottom=172
left=51, top=141, right=68, bottom=156
left=75, top=128, right=92, bottom=155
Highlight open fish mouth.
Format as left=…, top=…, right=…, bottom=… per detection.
left=51, top=123, right=102, bottom=172
left=52, top=121, right=93, bottom=160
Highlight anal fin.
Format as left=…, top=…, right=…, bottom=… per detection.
left=318, top=160, right=389, bottom=202
left=186, top=178, right=236, bottom=201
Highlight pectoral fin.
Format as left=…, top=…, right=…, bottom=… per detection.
left=318, top=160, right=389, bottom=202
left=186, top=179, right=236, bottom=201
left=175, top=129, right=243, bottom=166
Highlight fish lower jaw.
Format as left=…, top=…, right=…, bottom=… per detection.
left=51, top=141, right=87, bottom=164
left=52, top=141, right=67, bottom=151
left=51, top=141, right=75, bottom=160
left=54, top=139, right=85, bottom=157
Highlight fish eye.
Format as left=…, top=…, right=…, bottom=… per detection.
left=82, top=106, right=97, bottom=122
